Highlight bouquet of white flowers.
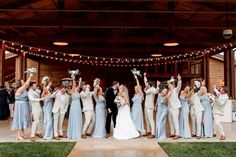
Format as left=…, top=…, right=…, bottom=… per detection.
left=42, top=76, right=50, bottom=84
left=93, top=78, right=100, bottom=88
left=131, top=68, right=142, bottom=77
left=114, top=95, right=125, bottom=107
left=167, top=76, right=175, bottom=84
left=24, top=67, right=37, bottom=74
left=68, top=69, right=80, bottom=78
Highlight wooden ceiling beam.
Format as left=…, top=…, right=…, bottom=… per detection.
left=0, top=19, right=234, bottom=29
left=2, top=35, right=226, bottom=45
left=0, top=9, right=236, bottom=14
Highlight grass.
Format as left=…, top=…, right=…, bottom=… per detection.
left=0, top=142, right=76, bottom=157
left=159, top=142, right=236, bottom=157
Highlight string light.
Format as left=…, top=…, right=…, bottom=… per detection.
left=2, top=39, right=236, bottom=67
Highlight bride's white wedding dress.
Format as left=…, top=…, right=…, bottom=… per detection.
left=113, top=97, right=140, bottom=140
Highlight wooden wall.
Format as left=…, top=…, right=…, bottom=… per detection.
left=208, top=57, right=236, bottom=92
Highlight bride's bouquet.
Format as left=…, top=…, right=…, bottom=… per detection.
left=24, top=67, right=37, bottom=74
left=114, top=95, right=125, bottom=107
left=93, top=78, right=100, bottom=88
left=131, top=68, right=142, bottom=77
left=68, top=69, right=80, bottom=78
left=42, top=76, right=50, bottom=84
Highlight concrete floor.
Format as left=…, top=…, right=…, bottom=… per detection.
left=1, top=119, right=236, bottom=142
left=1, top=119, right=236, bottom=157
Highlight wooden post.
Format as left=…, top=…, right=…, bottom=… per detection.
left=15, top=53, right=27, bottom=81
left=0, top=42, right=6, bottom=85
left=202, top=53, right=209, bottom=89
left=224, top=49, right=236, bottom=99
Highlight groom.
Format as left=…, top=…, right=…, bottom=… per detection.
left=105, top=81, right=119, bottom=137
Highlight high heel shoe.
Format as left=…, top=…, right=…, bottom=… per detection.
left=16, top=136, right=24, bottom=141
left=21, top=135, right=28, bottom=139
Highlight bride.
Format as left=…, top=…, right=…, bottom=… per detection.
left=113, top=85, right=140, bottom=140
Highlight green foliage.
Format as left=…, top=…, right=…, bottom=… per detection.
left=159, top=142, right=236, bottom=157
left=0, top=142, right=76, bottom=157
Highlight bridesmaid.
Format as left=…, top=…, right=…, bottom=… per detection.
left=131, top=75, right=145, bottom=135
left=199, top=86, right=213, bottom=138
left=179, top=86, right=192, bottom=139
left=67, top=77, right=83, bottom=140
left=155, top=86, right=172, bottom=140
left=93, top=87, right=107, bottom=138
left=12, top=73, right=33, bottom=140
left=41, top=82, right=54, bottom=140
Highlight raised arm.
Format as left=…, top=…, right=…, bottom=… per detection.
left=164, top=88, right=173, bottom=103
left=71, top=78, right=76, bottom=92
left=213, top=85, right=220, bottom=96
left=144, top=72, right=148, bottom=87
left=156, top=80, right=160, bottom=94
left=16, top=74, right=33, bottom=96
left=51, top=89, right=59, bottom=98
left=134, top=75, right=140, bottom=86
left=77, top=77, right=82, bottom=89
left=176, top=74, right=182, bottom=94
left=188, top=88, right=194, bottom=98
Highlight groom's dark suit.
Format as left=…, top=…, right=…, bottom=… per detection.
left=105, top=87, right=117, bottom=134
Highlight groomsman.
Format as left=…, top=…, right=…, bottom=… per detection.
left=52, top=86, right=70, bottom=140
left=213, top=86, right=229, bottom=140
left=167, top=74, right=182, bottom=140
left=189, top=81, right=204, bottom=139
left=144, top=73, right=159, bottom=139
left=105, top=81, right=119, bottom=137
left=28, top=83, right=44, bottom=142
left=81, top=84, right=95, bottom=138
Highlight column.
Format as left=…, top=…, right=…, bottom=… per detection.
left=202, top=53, right=209, bottom=89
left=0, top=42, right=6, bottom=85
left=224, top=49, right=236, bottom=99
left=15, top=53, right=27, bottom=81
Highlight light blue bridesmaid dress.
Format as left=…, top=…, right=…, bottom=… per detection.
left=179, top=96, right=191, bottom=138
left=155, top=95, right=167, bottom=140
left=12, top=91, right=30, bottom=130
left=43, top=96, right=53, bottom=140
left=67, top=93, right=83, bottom=140
left=93, top=95, right=107, bottom=138
left=200, top=94, right=213, bottom=138
left=131, top=94, right=145, bottom=133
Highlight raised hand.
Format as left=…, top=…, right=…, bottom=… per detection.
left=156, top=80, right=160, bottom=86
left=201, top=79, right=206, bottom=86
left=144, top=72, right=147, bottom=77
left=213, top=84, right=217, bottom=89
left=48, top=81, right=52, bottom=87
left=30, top=73, right=33, bottom=77
left=177, top=73, right=181, bottom=81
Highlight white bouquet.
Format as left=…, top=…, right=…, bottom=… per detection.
left=131, top=68, right=142, bottom=77
left=167, top=76, right=175, bottom=84
left=209, top=94, right=216, bottom=105
left=93, top=78, right=100, bottom=88
left=68, top=69, right=80, bottom=78
left=194, top=80, right=201, bottom=89
left=114, top=95, right=125, bottom=107
left=42, top=76, right=50, bottom=84
left=24, top=67, right=37, bottom=74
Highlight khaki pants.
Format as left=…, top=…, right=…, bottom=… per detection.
left=31, top=103, right=43, bottom=137
left=53, top=111, right=66, bottom=137
left=213, top=114, right=225, bottom=136
left=168, top=107, right=180, bottom=136
left=144, top=108, right=155, bottom=135
left=82, top=110, right=95, bottom=134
